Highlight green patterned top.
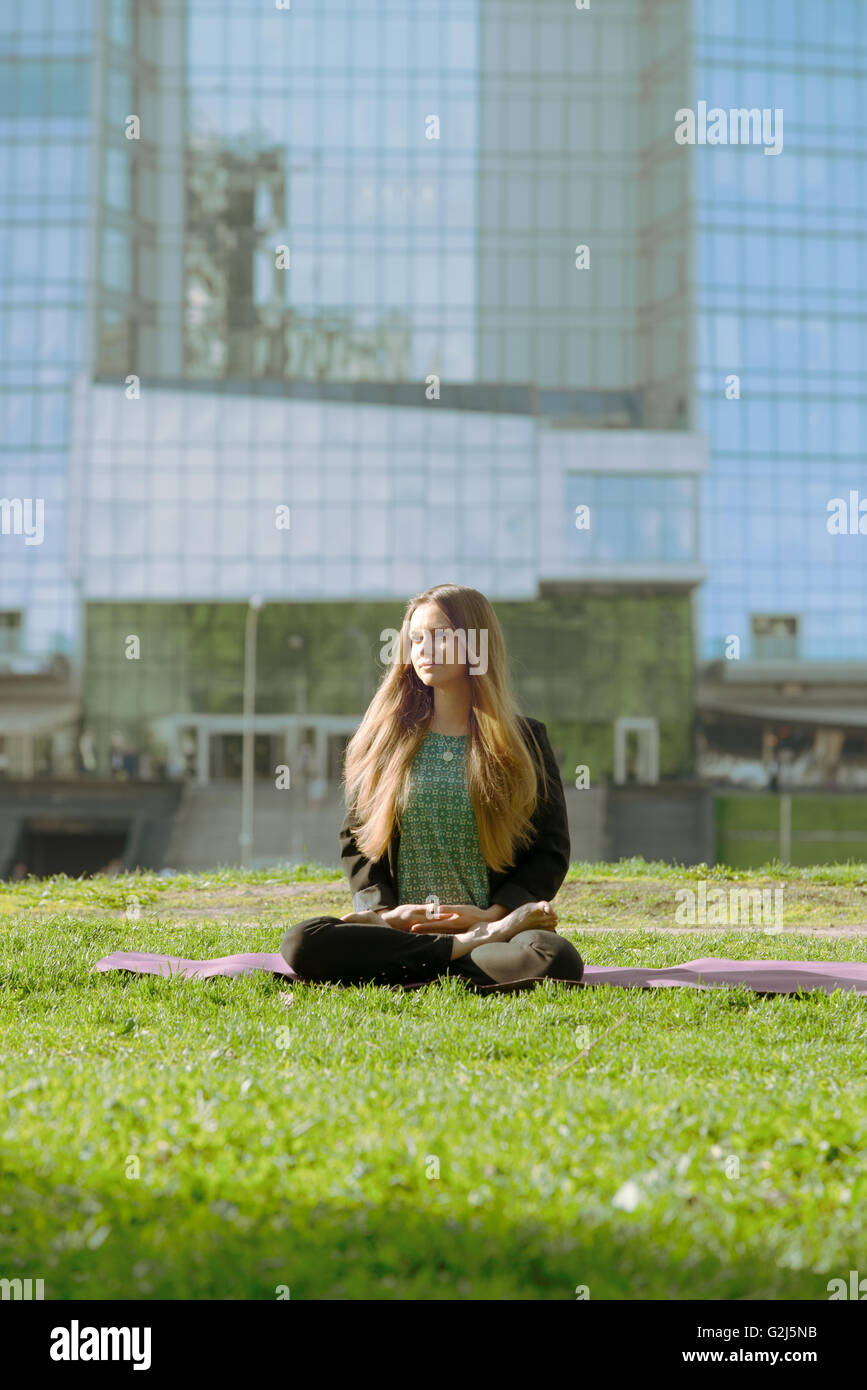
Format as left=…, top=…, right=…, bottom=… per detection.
left=396, top=731, right=491, bottom=908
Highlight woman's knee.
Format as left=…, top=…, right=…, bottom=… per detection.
left=279, top=916, right=338, bottom=975
left=515, top=929, right=584, bottom=983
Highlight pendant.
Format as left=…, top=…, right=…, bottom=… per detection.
left=442, top=749, right=454, bottom=762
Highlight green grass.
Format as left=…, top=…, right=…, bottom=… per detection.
left=2, top=860, right=867, bottom=1300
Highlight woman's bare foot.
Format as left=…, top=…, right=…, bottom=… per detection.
left=449, top=901, right=557, bottom=960
left=498, top=900, right=558, bottom=939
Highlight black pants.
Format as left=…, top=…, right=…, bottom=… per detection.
left=280, top=916, right=584, bottom=992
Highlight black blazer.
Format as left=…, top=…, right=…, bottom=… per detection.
left=338, top=717, right=571, bottom=913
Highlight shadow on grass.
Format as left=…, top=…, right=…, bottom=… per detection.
left=1, top=1170, right=834, bottom=1301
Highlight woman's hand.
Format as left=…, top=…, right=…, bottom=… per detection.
left=409, top=903, right=508, bottom=934
left=378, top=904, right=460, bottom=931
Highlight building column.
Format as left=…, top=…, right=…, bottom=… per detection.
left=314, top=725, right=328, bottom=784
left=196, top=723, right=209, bottom=786
left=284, top=728, right=299, bottom=776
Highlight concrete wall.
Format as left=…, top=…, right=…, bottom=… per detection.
left=0, top=780, right=183, bottom=878
left=164, top=783, right=609, bottom=873
left=162, top=780, right=711, bottom=874
left=606, top=782, right=714, bottom=866
left=0, top=777, right=715, bottom=879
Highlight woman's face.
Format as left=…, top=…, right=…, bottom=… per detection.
left=408, top=601, right=467, bottom=688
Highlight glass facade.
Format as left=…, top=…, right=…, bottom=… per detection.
left=95, top=0, right=161, bottom=375
left=0, top=0, right=93, bottom=665
left=181, top=0, right=479, bottom=384
left=477, top=0, right=642, bottom=394
left=5, top=0, right=863, bottom=744
left=96, top=0, right=696, bottom=417
left=565, top=474, right=698, bottom=565
left=69, top=383, right=540, bottom=600
left=693, top=0, right=867, bottom=660
left=67, top=379, right=704, bottom=611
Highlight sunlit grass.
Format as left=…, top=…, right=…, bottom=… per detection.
left=2, top=863, right=867, bottom=1299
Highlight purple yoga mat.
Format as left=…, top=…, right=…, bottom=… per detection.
left=94, top=950, right=867, bottom=996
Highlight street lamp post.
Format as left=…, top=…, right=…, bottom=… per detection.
left=240, top=594, right=263, bottom=867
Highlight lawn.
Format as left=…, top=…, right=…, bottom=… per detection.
left=2, top=859, right=867, bottom=1301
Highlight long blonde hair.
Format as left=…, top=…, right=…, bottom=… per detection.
left=343, top=584, right=545, bottom=874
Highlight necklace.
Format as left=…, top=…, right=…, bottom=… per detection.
left=430, top=729, right=464, bottom=762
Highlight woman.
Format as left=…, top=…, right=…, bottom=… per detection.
left=280, top=584, right=584, bottom=992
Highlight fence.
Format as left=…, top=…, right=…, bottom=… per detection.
left=715, top=793, right=867, bottom=868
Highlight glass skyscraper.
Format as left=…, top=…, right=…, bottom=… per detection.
left=0, top=0, right=92, bottom=670
left=1, top=0, right=864, bottom=809
left=693, top=0, right=867, bottom=661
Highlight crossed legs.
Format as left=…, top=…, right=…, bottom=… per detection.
left=280, top=901, right=584, bottom=991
